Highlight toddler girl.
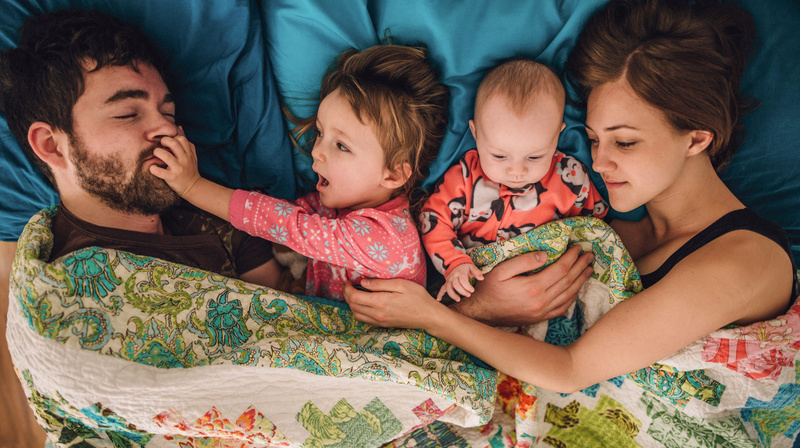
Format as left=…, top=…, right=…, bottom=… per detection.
left=151, top=45, right=449, bottom=301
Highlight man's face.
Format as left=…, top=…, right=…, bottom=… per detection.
left=67, top=62, right=181, bottom=215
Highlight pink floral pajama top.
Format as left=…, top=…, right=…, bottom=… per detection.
left=229, top=190, right=426, bottom=301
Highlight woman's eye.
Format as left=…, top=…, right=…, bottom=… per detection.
left=314, top=129, right=322, bottom=139
left=587, top=138, right=598, bottom=146
left=616, top=141, right=636, bottom=148
left=114, top=114, right=137, bottom=120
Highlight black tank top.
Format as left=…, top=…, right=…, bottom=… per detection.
left=640, top=208, right=798, bottom=299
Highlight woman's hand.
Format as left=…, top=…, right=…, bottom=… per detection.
left=344, top=278, right=447, bottom=330
left=452, top=245, right=594, bottom=326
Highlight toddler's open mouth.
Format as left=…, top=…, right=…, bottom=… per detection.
left=318, top=175, right=330, bottom=187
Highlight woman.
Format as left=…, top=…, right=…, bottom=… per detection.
left=345, top=0, right=798, bottom=441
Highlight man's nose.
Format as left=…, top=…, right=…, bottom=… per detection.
left=146, top=113, right=179, bottom=141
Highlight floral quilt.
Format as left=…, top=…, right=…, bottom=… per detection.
left=388, top=217, right=800, bottom=447
left=7, top=206, right=496, bottom=447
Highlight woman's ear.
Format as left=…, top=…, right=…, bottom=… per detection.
left=381, top=162, right=412, bottom=189
left=28, top=122, right=69, bottom=170
left=687, top=130, right=714, bottom=157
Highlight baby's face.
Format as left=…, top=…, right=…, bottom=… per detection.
left=470, top=94, right=564, bottom=189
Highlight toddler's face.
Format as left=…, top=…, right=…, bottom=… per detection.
left=311, top=88, right=395, bottom=210
left=471, top=94, right=564, bottom=189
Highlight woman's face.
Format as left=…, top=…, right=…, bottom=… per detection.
left=585, top=78, right=695, bottom=213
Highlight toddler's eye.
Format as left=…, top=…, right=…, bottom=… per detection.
left=527, top=156, right=541, bottom=161
left=337, top=143, right=350, bottom=152
left=492, top=154, right=506, bottom=160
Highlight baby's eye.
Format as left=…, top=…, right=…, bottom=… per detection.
left=527, top=156, right=541, bottom=161
left=491, top=154, right=507, bottom=160
left=337, top=143, right=350, bottom=152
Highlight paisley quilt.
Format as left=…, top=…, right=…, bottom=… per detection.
left=6, top=206, right=496, bottom=447
left=389, top=217, right=800, bottom=447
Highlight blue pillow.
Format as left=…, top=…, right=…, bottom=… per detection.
left=264, top=0, right=800, bottom=266
left=722, top=0, right=800, bottom=266
left=0, top=0, right=295, bottom=241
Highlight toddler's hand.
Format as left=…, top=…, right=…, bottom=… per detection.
left=437, top=263, right=485, bottom=302
left=149, top=133, right=202, bottom=197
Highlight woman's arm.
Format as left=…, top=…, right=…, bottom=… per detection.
left=345, top=230, right=794, bottom=392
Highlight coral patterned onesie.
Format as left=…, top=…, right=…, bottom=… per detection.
left=229, top=190, right=425, bottom=301
left=421, top=149, right=608, bottom=277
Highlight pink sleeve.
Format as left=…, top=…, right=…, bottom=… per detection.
left=230, top=190, right=418, bottom=277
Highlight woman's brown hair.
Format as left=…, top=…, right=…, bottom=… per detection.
left=566, top=0, right=756, bottom=169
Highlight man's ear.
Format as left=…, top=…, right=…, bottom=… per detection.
left=28, top=122, right=69, bottom=170
left=381, top=161, right=412, bottom=189
left=687, top=130, right=714, bottom=157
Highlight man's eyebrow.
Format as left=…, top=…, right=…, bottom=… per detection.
left=104, top=90, right=175, bottom=105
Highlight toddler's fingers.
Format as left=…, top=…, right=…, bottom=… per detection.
left=152, top=147, right=175, bottom=164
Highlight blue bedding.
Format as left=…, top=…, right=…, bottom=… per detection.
left=1, top=0, right=798, bottom=267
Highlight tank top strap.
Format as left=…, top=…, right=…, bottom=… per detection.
left=640, top=209, right=798, bottom=299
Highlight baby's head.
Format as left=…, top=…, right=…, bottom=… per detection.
left=311, top=45, right=449, bottom=210
left=470, top=58, right=566, bottom=189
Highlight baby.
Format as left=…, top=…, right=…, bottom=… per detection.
left=421, top=57, right=608, bottom=301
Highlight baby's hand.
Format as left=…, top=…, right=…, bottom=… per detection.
left=149, top=132, right=202, bottom=197
left=437, top=263, right=485, bottom=302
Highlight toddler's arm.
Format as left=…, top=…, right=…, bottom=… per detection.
left=438, top=262, right=484, bottom=302
left=150, top=135, right=234, bottom=221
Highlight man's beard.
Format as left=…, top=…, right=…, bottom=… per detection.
left=69, top=134, right=180, bottom=215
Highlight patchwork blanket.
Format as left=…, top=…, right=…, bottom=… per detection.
left=10, top=209, right=800, bottom=447
left=6, top=206, right=496, bottom=448
left=390, top=217, right=800, bottom=447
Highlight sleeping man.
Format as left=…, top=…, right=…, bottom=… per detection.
left=0, top=8, right=281, bottom=287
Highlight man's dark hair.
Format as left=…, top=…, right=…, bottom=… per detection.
left=0, top=9, right=169, bottom=186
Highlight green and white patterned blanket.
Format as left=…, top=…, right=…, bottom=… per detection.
left=10, top=209, right=800, bottom=447
left=7, top=206, right=496, bottom=448
left=391, top=217, right=800, bottom=447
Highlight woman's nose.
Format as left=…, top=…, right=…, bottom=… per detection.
left=591, top=142, right=613, bottom=173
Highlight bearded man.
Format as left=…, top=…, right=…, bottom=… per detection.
left=0, top=9, right=281, bottom=286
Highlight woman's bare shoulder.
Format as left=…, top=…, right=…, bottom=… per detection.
left=674, top=229, right=794, bottom=324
